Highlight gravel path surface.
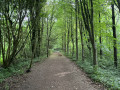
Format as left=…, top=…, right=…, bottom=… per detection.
left=13, top=52, right=105, bottom=90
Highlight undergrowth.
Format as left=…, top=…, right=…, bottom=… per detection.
left=0, top=55, right=47, bottom=83
left=65, top=53, right=120, bottom=90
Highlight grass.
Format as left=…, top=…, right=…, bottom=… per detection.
left=0, top=55, right=47, bottom=83
left=65, top=52, right=120, bottom=90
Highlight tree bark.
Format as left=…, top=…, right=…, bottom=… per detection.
left=79, top=21, right=84, bottom=61
left=47, top=17, right=49, bottom=57
left=112, top=4, right=117, bottom=68
left=75, top=0, right=78, bottom=60
left=90, top=0, right=97, bottom=66
left=70, top=6, right=74, bottom=57
left=78, top=0, right=84, bottom=61
left=99, top=13, right=102, bottom=59
left=67, top=20, right=70, bottom=55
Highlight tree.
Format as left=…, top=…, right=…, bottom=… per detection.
left=27, top=0, right=46, bottom=70
left=99, top=12, right=103, bottom=59
left=80, top=0, right=97, bottom=68
left=78, top=0, right=84, bottom=61
left=75, top=0, right=79, bottom=60
left=0, top=0, right=28, bottom=68
left=111, top=3, right=117, bottom=68
left=46, top=4, right=55, bottom=57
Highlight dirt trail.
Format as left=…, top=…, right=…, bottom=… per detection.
left=12, top=52, right=105, bottom=90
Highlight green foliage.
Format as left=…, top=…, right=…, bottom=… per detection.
left=0, top=0, right=120, bottom=89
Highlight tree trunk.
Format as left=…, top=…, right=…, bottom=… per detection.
left=90, top=0, right=97, bottom=66
left=112, top=4, right=117, bottom=68
left=0, top=22, right=1, bottom=60
left=64, top=32, right=67, bottom=53
left=79, top=21, right=84, bottom=61
left=78, top=1, right=84, bottom=61
left=99, top=13, right=102, bottom=59
left=0, top=9, right=1, bottom=61
left=40, top=17, right=44, bottom=55
left=75, top=0, right=78, bottom=60
left=71, top=7, right=74, bottom=57
left=67, top=20, right=70, bottom=55
left=47, top=17, right=49, bottom=57
left=30, top=7, right=36, bottom=58
left=37, top=18, right=41, bottom=57
left=62, top=35, right=64, bottom=50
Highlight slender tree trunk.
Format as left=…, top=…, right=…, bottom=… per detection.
left=64, top=32, right=67, bottom=53
left=30, top=8, right=36, bottom=58
left=90, top=0, right=97, bottom=66
left=78, top=1, right=84, bottom=61
left=64, top=20, right=67, bottom=53
left=99, top=13, right=102, bottom=59
left=40, top=17, right=44, bottom=55
left=47, top=17, right=49, bottom=57
left=112, top=4, right=117, bottom=68
left=62, top=35, right=64, bottom=50
left=37, top=18, right=41, bottom=57
left=75, top=0, right=78, bottom=60
left=70, top=7, right=74, bottom=57
left=67, top=20, right=70, bottom=55
left=0, top=23, right=2, bottom=64
left=79, top=21, right=84, bottom=61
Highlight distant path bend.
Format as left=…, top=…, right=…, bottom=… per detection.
left=14, top=52, right=105, bottom=90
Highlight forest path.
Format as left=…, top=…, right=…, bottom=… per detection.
left=13, top=52, right=105, bottom=90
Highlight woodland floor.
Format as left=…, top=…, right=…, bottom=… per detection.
left=2, top=52, right=106, bottom=90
